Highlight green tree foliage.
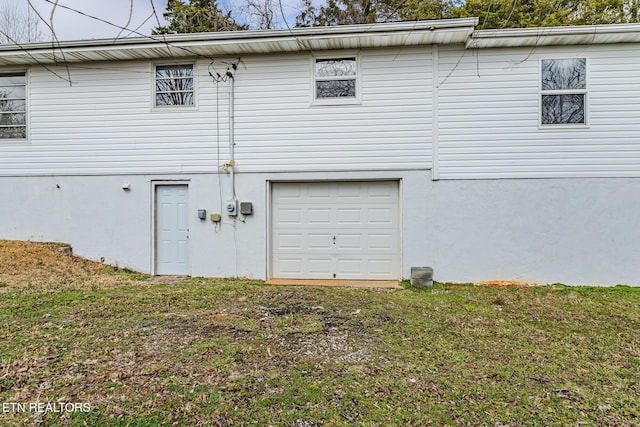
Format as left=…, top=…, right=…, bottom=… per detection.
left=295, top=0, right=464, bottom=26
left=153, top=0, right=640, bottom=33
left=153, top=0, right=247, bottom=34
left=459, top=0, right=638, bottom=28
left=297, top=0, right=640, bottom=28
left=397, top=0, right=464, bottom=21
left=625, top=0, right=640, bottom=22
left=296, top=0, right=401, bottom=26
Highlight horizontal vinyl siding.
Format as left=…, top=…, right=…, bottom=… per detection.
left=6, top=62, right=227, bottom=175
left=437, top=44, right=640, bottom=179
left=233, top=49, right=432, bottom=172
left=0, top=48, right=432, bottom=176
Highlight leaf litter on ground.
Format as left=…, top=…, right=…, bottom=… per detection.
left=0, top=240, right=638, bottom=426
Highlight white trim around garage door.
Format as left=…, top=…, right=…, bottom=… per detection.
left=269, top=180, right=401, bottom=281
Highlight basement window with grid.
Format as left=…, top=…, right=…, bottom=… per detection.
left=0, top=72, right=26, bottom=139
left=541, top=58, right=587, bottom=126
left=314, top=58, right=357, bottom=101
left=155, top=64, right=194, bottom=107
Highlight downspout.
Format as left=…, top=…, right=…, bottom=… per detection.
left=431, top=43, right=439, bottom=181
left=228, top=72, right=237, bottom=203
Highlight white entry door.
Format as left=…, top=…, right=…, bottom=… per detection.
left=155, top=185, right=189, bottom=275
left=271, top=181, right=399, bottom=280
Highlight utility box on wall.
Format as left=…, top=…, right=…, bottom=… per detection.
left=240, top=202, right=253, bottom=215
left=411, top=267, right=433, bottom=288
left=226, top=200, right=237, bottom=216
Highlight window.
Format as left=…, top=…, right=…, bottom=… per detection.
left=314, top=58, right=357, bottom=100
left=0, top=72, right=26, bottom=139
left=155, top=64, right=194, bottom=107
left=541, top=58, right=586, bottom=125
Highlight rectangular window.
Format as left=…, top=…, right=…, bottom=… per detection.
left=155, top=64, right=194, bottom=107
left=314, top=58, right=357, bottom=100
left=540, top=58, right=586, bottom=125
left=0, top=72, right=26, bottom=139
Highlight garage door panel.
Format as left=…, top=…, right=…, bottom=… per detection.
left=307, top=233, right=332, bottom=250
left=277, top=258, right=303, bottom=275
left=336, top=208, right=362, bottom=224
left=367, top=181, right=397, bottom=199
left=336, top=258, right=363, bottom=275
left=272, top=181, right=399, bottom=280
left=336, top=258, right=399, bottom=279
left=276, top=208, right=303, bottom=224
left=368, top=233, right=394, bottom=250
left=307, top=184, right=332, bottom=199
left=337, top=234, right=362, bottom=250
left=276, top=233, right=303, bottom=250
left=367, top=258, right=397, bottom=277
left=275, top=183, right=303, bottom=200
left=367, top=207, right=395, bottom=225
left=308, top=258, right=332, bottom=274
left=308, top=208, right=332, bottom=224
left=337, top=183, right=364, bottom=200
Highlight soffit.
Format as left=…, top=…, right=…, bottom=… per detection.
left=469, top=23, right=640, bottom=49
left=0, top=19, right=477, bottom=66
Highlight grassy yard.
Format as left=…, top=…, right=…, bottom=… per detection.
left=0, top=241, right=638, bottom=426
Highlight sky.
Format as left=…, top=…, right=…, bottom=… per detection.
left=24, top=0, right=168, bottom=41
left=22, top=0, right=300, bottom=42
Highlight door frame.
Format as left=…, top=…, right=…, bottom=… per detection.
left=151, top=180, right=190, bottom=276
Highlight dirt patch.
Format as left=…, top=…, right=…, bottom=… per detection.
left=477, top=280, right=536, bottom=288
left=279, top=329, right=378, bottom=364
left=146, top=275, right=188, bottom=284
left=1, top=244, right=638, bottom=426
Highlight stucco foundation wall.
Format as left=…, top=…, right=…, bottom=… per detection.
left=432, top=178, right=640, bottom=286
left=2, top=173, right=637, bottom=285
left=0, top=170, right=433, bottom=280
left=0, top=173, right=266, bottom=276
left=0, top=175, right=152, bottom=271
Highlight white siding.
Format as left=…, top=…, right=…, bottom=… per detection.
left=233, top=49, right=432, bottom=172
left=437, top=44, right=640, bottom=179
left=14, top=62, right=229, bottom=175
left=0, top=48, right=432, bottom=176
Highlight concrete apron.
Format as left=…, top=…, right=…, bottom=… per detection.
left=265, top=279, right=402, bottom=289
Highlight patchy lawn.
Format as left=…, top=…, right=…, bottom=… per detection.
left=0, top=241, right=638, bottom=426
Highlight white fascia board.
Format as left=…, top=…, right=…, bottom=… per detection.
left=468, top=23, right=640, bottom=49
left=0, top=19, right=478, bottom=66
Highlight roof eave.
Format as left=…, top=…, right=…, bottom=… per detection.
left=0, top=18, right=478, bottom=66
left=468, top=22, right=640, bottom=49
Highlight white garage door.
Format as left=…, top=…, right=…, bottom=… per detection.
left=271, top=181, right=399, bottom=280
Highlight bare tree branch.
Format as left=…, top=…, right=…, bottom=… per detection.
left=115, top=0, right=136, bottom=40
left=243, top=0, right=278, bottom=29
left=49, top=0, right=58, bottom=41
left=0, top=0, right=44, bottom=43
left=0, top=26, right=71, bottom=84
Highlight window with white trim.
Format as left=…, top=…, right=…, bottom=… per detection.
left=155, top=64, right=194, bottom=107
left=0, top=72, right=26, bottom=139
left=314, top=58, right=357, bottom=100
left=541, top=58, right=586, bottom=125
